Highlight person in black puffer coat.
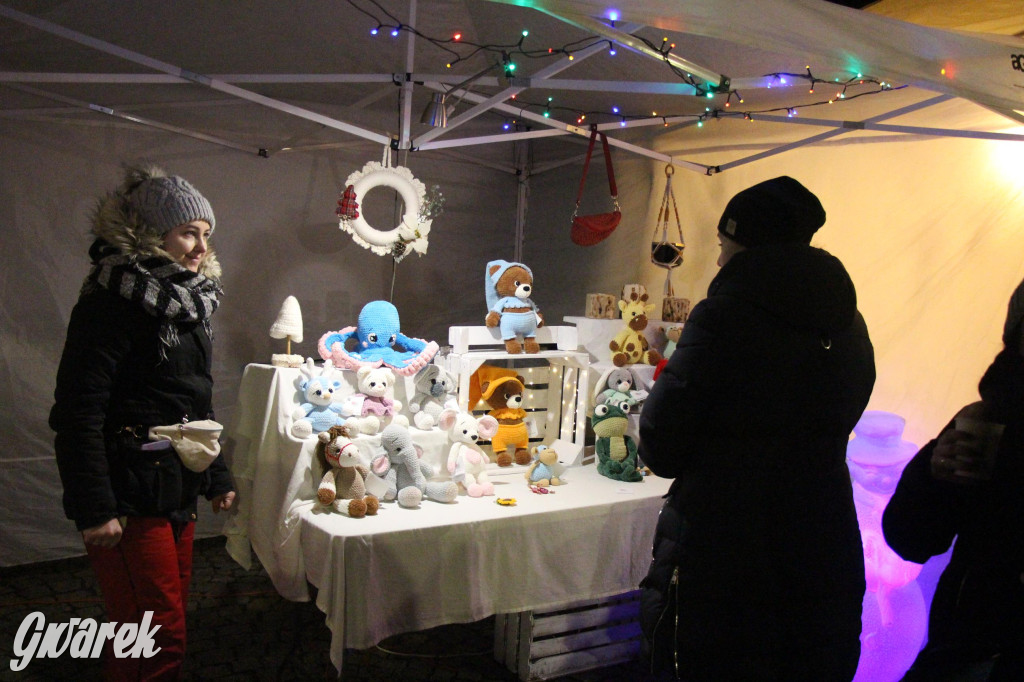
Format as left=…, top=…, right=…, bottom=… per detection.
left=882, top=278, right=1024, bottom=682
left=638, top=176, right=875, bottom=681
left=50, top=163, right=235, bottom=681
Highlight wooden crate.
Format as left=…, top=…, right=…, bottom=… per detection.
left=442, top=326, right=590, bottom=459
left=494, top=591, right=643, bottom=681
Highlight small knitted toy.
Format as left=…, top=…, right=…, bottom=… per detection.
left=290, top=358, right=346, bottom=439
left=609, top=291, right=662, bottom=367
left=340, top=366, right=409, bottom=435
left=594, top=367, right=639, bottom=408
left=409, top=365, right=459, bottom=430
left=439, top=409, right=499, bottom=497
left=525, top=445, right=564, bottom=487
left=484, top=260, right=544, bottom=354
left=314, top=425, right=379, bottom=518
left=593, top=401, right=643, bottom=482
left=319, top=300, right=438, bottom=376
left=371, top=424, right=458, bottom=508
left=480, top=374, right=531, bottom=466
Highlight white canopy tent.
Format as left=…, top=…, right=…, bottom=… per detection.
left=2, top=0, right=1023, bottom=565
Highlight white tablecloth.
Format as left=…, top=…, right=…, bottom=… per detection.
left=223, top=363, right=672, bottom=670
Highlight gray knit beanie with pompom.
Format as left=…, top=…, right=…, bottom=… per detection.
left=125, top=164, right=215, bottom=235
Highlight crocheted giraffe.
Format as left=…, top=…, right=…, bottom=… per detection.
left=609, top=291, right=662, bottom=367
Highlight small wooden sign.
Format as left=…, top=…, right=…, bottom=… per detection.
left=585, top=293, right=618, bottom=319
left=662, top=297, right=690, bottom=323
left=621, top=283, right=648, bottom=302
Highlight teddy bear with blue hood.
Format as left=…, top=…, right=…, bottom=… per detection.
left=484, top=259, right=544, bottom=354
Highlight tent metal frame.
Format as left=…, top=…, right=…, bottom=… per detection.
left=2, top=1, right=1022, bottom=176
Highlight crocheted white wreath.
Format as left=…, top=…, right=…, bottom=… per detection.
left=338, top=162, right=431, bottom=258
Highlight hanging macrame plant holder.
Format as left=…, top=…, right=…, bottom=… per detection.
left=651, top=164, right=685, bottom=296
left=571, top=127, right=621, bottom=246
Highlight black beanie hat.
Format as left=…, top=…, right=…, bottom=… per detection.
left=716, top=176, right=825, bottom=247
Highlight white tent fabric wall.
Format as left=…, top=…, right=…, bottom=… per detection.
left=3, top=0, right=1024, bottom=567
left=636, top=98, right=1024, bottom=449
left=0, top=118, right=647, bottom=566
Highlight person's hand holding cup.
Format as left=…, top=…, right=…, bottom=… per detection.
left=930, top=416, right=1003, bottom=484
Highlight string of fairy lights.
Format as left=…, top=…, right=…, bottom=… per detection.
left=346, top=0, right=905, bottom=131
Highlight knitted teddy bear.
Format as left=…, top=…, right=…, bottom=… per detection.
left=439, top=408, right=499, bottom=497
left=291, top=358, right=346, bottom=439
left=609, top=291, right=662, bottom=367
left=592, top=401, right=644, bottom=482
left=314, top=425, right=379, bottom=518
left=480, top=374, right=532, bottom=466
left=371, top=424, right=458, bottom=508
left=341, top=365, right=408, bottom=435
left=484, top=259, right=544, bottom=354
left=408, top=365, right=459, bottom=430
left=525, top=445, right=564, bottom=487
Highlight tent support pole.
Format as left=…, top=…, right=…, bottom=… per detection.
left=535, top=9, right=727, bottom=89
left=513, top=139, right=531, bottom=263
left=717, top=94, right=955, bottom=172
left=3, top=83, right=256, bottom=154
left=398, top=0, right=417, bottom=151
left=418, top=82, right=711, bottom=172
left=0, top=3, right=391, bottom=145
left=413, top=23, right=641, bottom=147
left=750, top=114, right=1024, bottom=143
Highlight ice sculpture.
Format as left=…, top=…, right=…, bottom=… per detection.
left=847, top=411, right=926, bottom=682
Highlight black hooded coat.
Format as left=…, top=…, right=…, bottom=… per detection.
left=638, top=244, right=875, bottom=678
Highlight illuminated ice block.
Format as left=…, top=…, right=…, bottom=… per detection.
left=847, top=410, right=927, bottom=682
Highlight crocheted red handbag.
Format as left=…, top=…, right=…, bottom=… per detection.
left=571, top=128, right=621, bottom=246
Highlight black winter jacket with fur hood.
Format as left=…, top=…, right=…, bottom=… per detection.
left=638, top=244, right=875, bottom=673
left=50, top=166, right=233, bottom=531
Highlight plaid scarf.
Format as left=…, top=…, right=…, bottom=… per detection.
left=83, top=240, right=222, bottom=355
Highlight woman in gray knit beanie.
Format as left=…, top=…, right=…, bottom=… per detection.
left=50, top=163, right=235, bottom=680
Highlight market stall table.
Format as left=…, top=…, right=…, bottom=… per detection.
left=223, top=363, right=671, bottom=672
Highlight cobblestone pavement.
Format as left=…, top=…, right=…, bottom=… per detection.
left=1, top=538, right=658, bottom=681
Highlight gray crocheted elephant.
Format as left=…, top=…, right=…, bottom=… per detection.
left=371, top=424, right=458, bottom=508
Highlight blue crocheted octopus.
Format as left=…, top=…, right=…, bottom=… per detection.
left=318, top=300, right=438, bottom=377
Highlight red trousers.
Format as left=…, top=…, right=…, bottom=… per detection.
left=86, top=517, right=195, bottom=682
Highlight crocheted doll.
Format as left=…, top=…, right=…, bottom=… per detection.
left=409, top=365, right=459, bottom=430
left=315, top=425, right=379, bottom=518
left=319, top=300, right=438, bottom=376
left=525, top=445, right=564, bottom=487
left=610, top=290, right=662, bottom=367
left=484, top=260, right=544, bottom=354
left=480, top=374, right=531, bottom=466
left=371, top=424, right=458, bottom=508
left=439, top=409, right=499, bottom=497
left=341, top=365, right=409, bottom=435
left=593, top=401, right=643, bottom=482
left=290, top=358, right=346, bottom=439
